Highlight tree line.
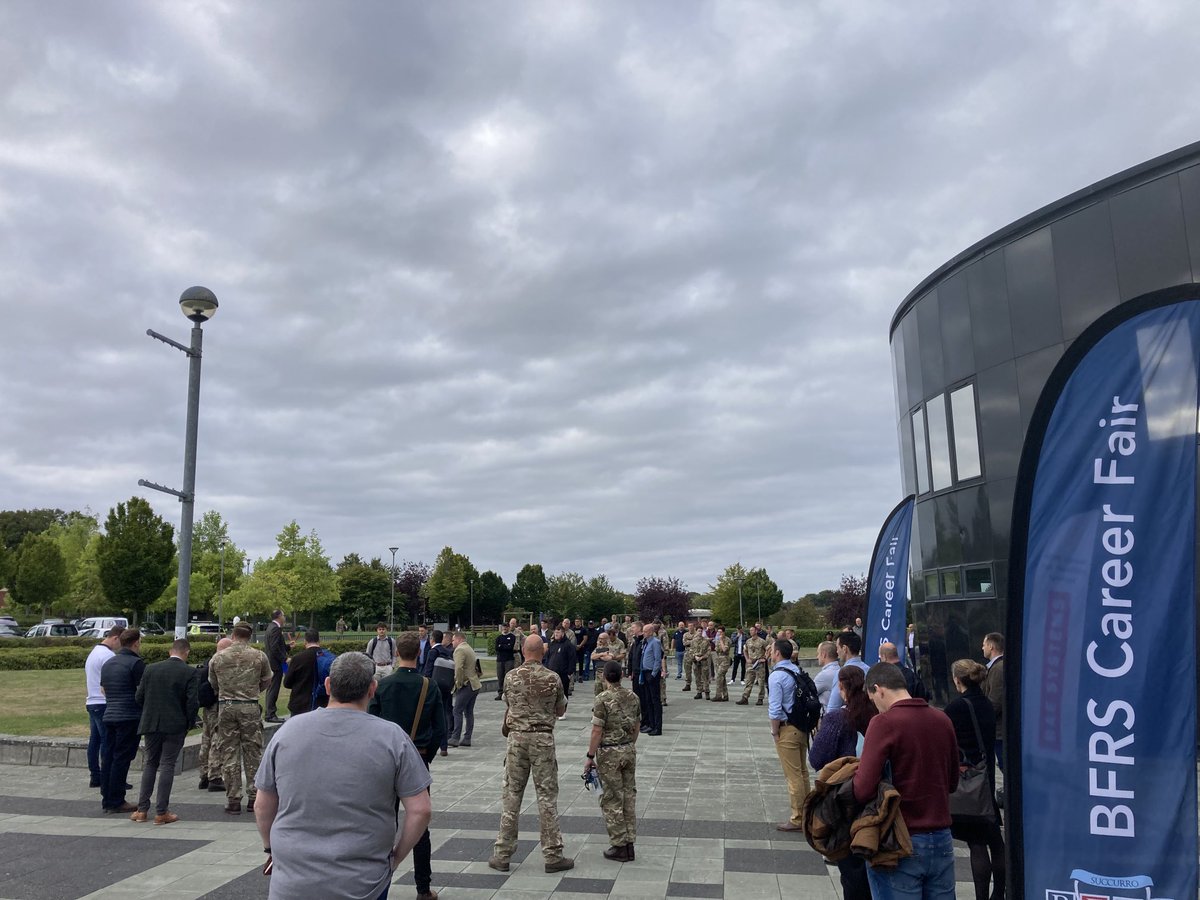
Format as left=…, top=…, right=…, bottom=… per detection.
left=0, top=503, right=865, bottom=629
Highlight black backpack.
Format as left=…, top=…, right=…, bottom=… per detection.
left=780, top=667, right=823, bottom=733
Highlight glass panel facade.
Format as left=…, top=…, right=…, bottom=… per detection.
left=950, top=384, right=982, bottom=480
left=924, top=572, right=940, bottom=599
left=965, top=565, right=993, bottom=594
left=926, top=396, right=953, bottom=491
left=911, top=409, right=930, bottom=494
left=941, top=569, right=962, bottom=597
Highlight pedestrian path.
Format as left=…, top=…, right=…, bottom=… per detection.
left=0, top=678, right=980, bottom=899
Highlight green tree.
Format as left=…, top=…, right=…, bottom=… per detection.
left=96, top=497, right=175, bottom=625
left=65, top=533, right=107, bottom=615
left=421, top=546, right=479, bottom=626
left=545, top=571, right=586, bottom=619
left=582, top=574, right=623, bottom=623
left=337, top=555, right=392, bottom=625
left=475, top=570, right=510, bottom=625
left=511, top=563, right=549, bottom=614
left=635, top=575, right=691, bottom=623
left=0, top=508, right=68, bottom=552
left=13, top=533, right=68, bottom=618
left=192, top=510, right=245, bottom=600
left=42, top=512, right=102, bottom=618
left=709, top=564, right=783, bottom=627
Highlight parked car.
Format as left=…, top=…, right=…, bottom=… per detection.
left=0, top=615, right=20, bottom=629
left=0, top=624, right=23, bottom=639
left=25, top=622, right=80, bottom=637
left=77, top=627, right=107, bottom=639
left=77, top=616, right=128, bottom=634
left=187, top=621, right=222, bottom=635
left=141, top=622, right=166, bottom=635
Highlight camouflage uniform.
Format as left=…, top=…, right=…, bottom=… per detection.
left=494, top=661, right=567, bottom=864
left=198, top=703, right=220, bottom=781
left=593, top=642, right=626, bottom=697
left=681, top=630, right=695, bottom=691
left=591, top=682, right=641, bottom=848
left=208, top=641, right=272, bottom=806
left=690, top=631, right=711, bottom=698
left=740, top=635, right=768, bottom=704
left=712, top=635, right=732, bottom=701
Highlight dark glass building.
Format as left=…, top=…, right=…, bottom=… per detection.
left=890, top=140, right=1200, bottom=701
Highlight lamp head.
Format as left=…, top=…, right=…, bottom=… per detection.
left=179, top=286, right=218, bottom=322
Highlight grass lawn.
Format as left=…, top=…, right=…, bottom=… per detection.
left=0, top=659, right=497, bottom=738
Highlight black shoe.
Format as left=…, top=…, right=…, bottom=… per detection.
left=460, top=741, right=471, bottom=748
left=494, top=695, right=503, bottom=701
left=603, top=844, right=629, bottom=861
left=246, top=797, right=255, bottom=813
left=207, top=779, right=226, bottom=792
left=89, top=777, right=102, bottom=788
left=198, top=776, right=209, bottom=790
left=640, top=726, right=652, bottom=733
left=265, top=716, right=284, bottom=724
left=124, top=783, right=132, bottom=790
left=648, top=730, right=662, bottom=736
left=625, top=842, right=635, bottom=861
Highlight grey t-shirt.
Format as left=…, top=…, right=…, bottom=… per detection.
left=256, top=706, right=432, bottom=900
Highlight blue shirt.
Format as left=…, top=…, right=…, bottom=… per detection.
left=768, top=659, right=801, bottom=722
left=640, top=635, right=663, bottom=672
left=826, top=657, right=869, bottom=712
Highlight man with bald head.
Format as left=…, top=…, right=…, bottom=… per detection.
left=197, top=637, right=233, bottom=791
left=879, top=641, right=925, bottom=699
left=490, top=635, right=573, bottom=874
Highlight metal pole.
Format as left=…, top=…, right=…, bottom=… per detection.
left=389, top=547, right=399, bottom=632
left=736, top=576, right=744, bottom=629
left=470, top=578, right=475, bottom=632
left=756, top=582, right=761, bottom=622
left=173, top=322, right=204, bottom=639
left=218, top=540, right=225, bottom=630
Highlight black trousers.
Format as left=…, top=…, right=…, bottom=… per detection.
left=264, top=664, right=284, bottom=718
left=641, top=671, right=662, bottom=732
left=411, top=751, right=434, bottom=893
left=730, top=655, right=745, bottom=681
left=496, top=658, right=516, bottom=697
left=101, top=720, right=139, bottom=809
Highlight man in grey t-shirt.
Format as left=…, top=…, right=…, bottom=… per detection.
left=256, top=652, right=432, bottom=900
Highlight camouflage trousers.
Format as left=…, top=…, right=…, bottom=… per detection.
left=494, top=732, right=563, bottom=862
left=741, top=664, right=767, bottom=702
left=197, top=704, right=219, bottom=778
left=596, top=743, right=637, bottom=845
left=215, top=702, right=263, bottom=803
left=713, top=659, right=731, bottom=700
left=691, top=657, right=710, bottom=693
left=681, top=651, right=694, bottom=689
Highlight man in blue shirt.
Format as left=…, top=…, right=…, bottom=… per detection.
left=813, top=641, right=841, bottom=711
left=672, top=622, right=686, bottom=679
left=827, top=632, right=870, bottom=712
left=767, top=639, right=811, bottom=832
left=639, top=623, right=664, bottom=736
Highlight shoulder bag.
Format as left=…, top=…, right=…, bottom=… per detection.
left=949, top=698, right=997, bottom=825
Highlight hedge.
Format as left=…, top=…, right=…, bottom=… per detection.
left=0, top=641, right=220, bottom=671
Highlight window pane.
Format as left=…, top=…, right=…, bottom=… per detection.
left=941, top=569, right=962, bottom=597
left=924, top=573, right=940, bottom=598
left=951, top=384, right=982, bottom=481
left=965, top=565, right=993, bottom=595
left=912, top=409, right=931, bottom=494
left=927, top=396, right=953, bottom=491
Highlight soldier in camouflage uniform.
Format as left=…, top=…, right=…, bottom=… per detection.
left=489, top=635, right=574, bottom=874
left=591, top=633, right=626, bottom=697
left=690, top=629, right=711, bottom=699
left=680, top=624, right=696, bottom=691
left=208, top=623, right=272, bottom=815
left=585, top=660, right=641, bottom=861
left=711, top=628, right=732, bottom=702
left=197, top=637, right=232, bottom=791
left=737, top=631, right=768, bottom=705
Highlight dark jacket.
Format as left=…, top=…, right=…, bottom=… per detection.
left=283, top=646, right=320, bottom=716
left=135, top=656, right=200, bottom=735
left=544, top=637, right=576, bottom=676
left=100, top=649, right=146, bottom=723
left=265, top=620, right=288, bottom=668
left=423, top=642, right=452, bottom=679
left=625, top=636, right=644, bottom=678
left=803, top=756, right=913, bottom=866
left=982, top=656, right=1004, bottom=739
left=945, top=687, right=997, bottom=788
left=369, top=666, right=447, bottom=760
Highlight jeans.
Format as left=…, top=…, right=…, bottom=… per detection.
left=86, top=704, right=107, bottom=780
left=101, top=720, right=140, bottom=809
left=866, top=828, right=956, bottom=900
left=137, top=731, right=185, bottom=814
left=675, top=651, right=684, bottom=677
left=451, top=686, right=479, bottom=742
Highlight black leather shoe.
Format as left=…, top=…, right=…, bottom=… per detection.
left=603, top=844, right=629, bottom=861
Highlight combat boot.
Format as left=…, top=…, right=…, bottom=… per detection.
left=625, top=843, right=635, bottom=860
left=487, top=856, right=509, bottom=872
left=755, top=698, right=764, bottom=706
left=704, top=691, right=710, bottom=700
left=198, top=775, right=208, bottom=790
left=224, top=799, right=241, bottom=815
left=207, top=778, right=225, bottom=792
left=694, top=692, right=702, bottom=699
left=603, top=844, right=629, bottom=862
left=735, top=698, right=749, bottom=705
left=545, top=857, right=574, bottom=873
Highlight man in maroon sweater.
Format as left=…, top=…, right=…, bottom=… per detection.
left=854, top=663, right=959, bottom=900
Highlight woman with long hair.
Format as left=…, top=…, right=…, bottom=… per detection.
left=945, top=658, right=1005, bottom=900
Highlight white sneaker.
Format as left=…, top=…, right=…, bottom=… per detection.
left=739, top=679, right=745, bottom=684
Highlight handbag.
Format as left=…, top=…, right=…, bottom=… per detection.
left=948, top=699, right=997, bottom=824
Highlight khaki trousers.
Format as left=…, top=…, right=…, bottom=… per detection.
left=774, top=723, right=811, bottom=827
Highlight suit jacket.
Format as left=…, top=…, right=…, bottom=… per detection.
left=452, top=641, right=482, bottom=692
left=135, top=656, right=199, bottom=735
left=983, top=656, right=1004, bottom=738
left=369, top=666, right=446, bottom=758
left=265, top=621, right=288, bottom=668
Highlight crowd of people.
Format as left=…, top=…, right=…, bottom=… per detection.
left=81, top=611, right=1007, bottom=900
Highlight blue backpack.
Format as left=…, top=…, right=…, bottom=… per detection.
left=311, top=649, right=336, bottom=709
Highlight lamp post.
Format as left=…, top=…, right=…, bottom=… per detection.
left=735, top=574, right=745, bottom=630
left=138, top=286, right=218, bottom=639
left=218, top=539, right=226, bottom=630
left=756, top=581, right=761, bottom=623
left=388, top=547, right=399, bottom=632
left=470, top=578, right=475, bottom=632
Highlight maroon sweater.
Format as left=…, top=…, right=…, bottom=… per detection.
left=852, top=698, right=959, bottom=832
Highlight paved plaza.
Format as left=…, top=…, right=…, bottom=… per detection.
left=0, top=678, right=982, bottom=899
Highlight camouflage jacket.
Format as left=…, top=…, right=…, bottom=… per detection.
left=591, top=684, right=641, bottom=744
left=503, top=661, right=565, bottom=733
left=208, top=641, right=272, bottom=701
left=745, top=635, right=768, bottom=666
left=690, top=630, right=711, bottom=660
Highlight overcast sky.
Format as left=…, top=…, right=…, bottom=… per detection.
left=1, top=1, right=1196, bottom=599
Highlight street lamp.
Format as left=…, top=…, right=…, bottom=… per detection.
left=470, top=578, right=475, bottom=632
left=218, top=539, right=226, bottom=631
left=735, top=574, right=745, bottom=630
left=388, top=547, right=399, bottom=632
left=756, top=581, right=761, bottom=623
left=138, top=286, right=218, bottom=639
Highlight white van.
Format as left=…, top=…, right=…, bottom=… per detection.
left=78, top=616, right=129, bottom=634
